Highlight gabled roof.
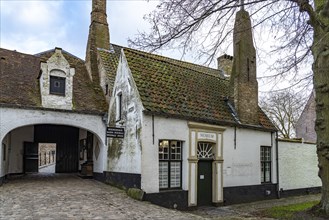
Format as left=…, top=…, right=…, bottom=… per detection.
left=98, top=44, right=276, bottom=130
left=0, top=48, right=107, bottom=114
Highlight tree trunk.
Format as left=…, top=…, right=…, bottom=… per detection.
left=312, top=0, right=329, bottom=213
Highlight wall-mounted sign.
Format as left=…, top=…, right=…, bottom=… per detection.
left=107, top=127, right=124, bottom=138
left=197, top=132, right=216, bottom=141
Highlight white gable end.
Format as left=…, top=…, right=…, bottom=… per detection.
left=107, top=49, right=144, bottom=174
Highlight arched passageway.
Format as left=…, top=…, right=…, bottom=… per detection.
left=0, top=107, right=107, bottom=180
left=1, top=124, right=105, bottom=177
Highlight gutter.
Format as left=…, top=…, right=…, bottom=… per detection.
left=143, top=110, right=277, bottom=132
left=0, top=103, right=106, bottom=116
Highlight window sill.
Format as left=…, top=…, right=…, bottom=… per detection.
left=159, top=188, right=183, bottom=192
left=50, top=92, right=65, bottom=97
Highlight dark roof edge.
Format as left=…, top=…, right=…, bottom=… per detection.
left=0, top=47, right=39, bottom=59
left=34, top=49, right=84, bottom=62
left=0, top=103, right=105, bottom=116
left=143, top=110, right=277, bottom=132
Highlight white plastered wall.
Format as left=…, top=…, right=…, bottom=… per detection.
left=0, top=107, right=106, bottom=177
left=6, top=126, right=34, bottom=174
left=106, top=50, right=143, bottom=174
left=279, top=140, right=320, bottom=190
left=1, top=134, right=9, bottom=177
left=141, top=115, right=189, bottom=193
left=223, top=127, right=277, bottom=186
left=141, top=115, right=277, bottom=193
left=79, top=129, right=87, bottom=170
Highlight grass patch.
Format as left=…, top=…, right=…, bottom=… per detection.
left=261, top=200, right=319, bottom=219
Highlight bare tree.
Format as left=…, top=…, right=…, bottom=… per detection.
left=260, top=90, right=306, bottom=139
left=130, top=0, right=329, bottom=214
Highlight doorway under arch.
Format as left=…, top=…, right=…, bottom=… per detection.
left=1, top=124, right=103, bottom=177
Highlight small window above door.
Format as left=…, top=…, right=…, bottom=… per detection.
left=197, top=142, right=214, bottom=159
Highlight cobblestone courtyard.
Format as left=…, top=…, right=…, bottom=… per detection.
left=0, top=174, right=204, bottom=220
left=0, top=173, right=321, bottom=219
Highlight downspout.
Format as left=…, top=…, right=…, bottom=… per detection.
left=275, top=131, right=280, bottom=199
left=234, top=126, right=237, bottom=150
left=152, top=115, right=155, bottom=145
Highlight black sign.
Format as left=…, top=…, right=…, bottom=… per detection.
left=107, top=127, right=124, bottom=138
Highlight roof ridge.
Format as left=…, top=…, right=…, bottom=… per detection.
left=0, top=47, right=39, bottom=59
left=35, top=49, right=84, bottom=62
left=123, top=47, right=226, bottom=79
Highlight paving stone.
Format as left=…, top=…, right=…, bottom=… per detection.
left=0, top=173, right=206, bottom=219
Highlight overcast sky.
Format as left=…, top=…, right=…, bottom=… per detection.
left=0, top=0, right=161, bottom=59
left=0, top=0, right=312, bottom=93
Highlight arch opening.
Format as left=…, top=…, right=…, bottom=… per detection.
left=1, top=123, right=105, bottom=178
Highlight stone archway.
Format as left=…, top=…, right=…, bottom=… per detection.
left=0, top=107, right=107, bottom=178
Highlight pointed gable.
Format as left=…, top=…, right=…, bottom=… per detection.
left=99, top=45, right=276, bottom=130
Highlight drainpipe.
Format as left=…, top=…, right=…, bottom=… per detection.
left=275, top=131, right=280, bottom=199
left=152, top=115, right=155, bottom=145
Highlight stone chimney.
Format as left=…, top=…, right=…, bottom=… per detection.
left=85, top=0, right=110, bottom=82
left=230, top=8, right=259, bottom=124
left=217, top=54, right=233, bottom=77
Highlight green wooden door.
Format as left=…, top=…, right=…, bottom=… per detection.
left=197, top=160, right=212, bottom=206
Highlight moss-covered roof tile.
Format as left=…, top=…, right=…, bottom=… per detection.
left=98, top=44, right=276, bottom=130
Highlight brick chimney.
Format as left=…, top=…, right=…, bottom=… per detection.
left=85, top=0, right=110, bottom=82
left=230, top=8, right=259, bottom=124
left=217, top=54, right=233, bottom=77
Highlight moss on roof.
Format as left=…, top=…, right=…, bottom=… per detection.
left=98, top=44, right=276, bottom=130
left=0, top=48, right=107, bottom=114
left=124, top=47, right=234, bottom=122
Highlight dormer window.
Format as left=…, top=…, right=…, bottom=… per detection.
left=50, top=76, right=66, bottom=96
left=40, top=48, right=74, bottom=110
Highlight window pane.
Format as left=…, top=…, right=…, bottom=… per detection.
left=170, top=162, right=181, bottom=188
left=159, top=140, right=183, bottom=189
left=261, top=163, right=264, bottom=182
left=170, top=141, right=181, bottom=160
left=50, top=76, right=65, bottom=95
left=265, top=148, right=271, bottom=162
left=265, top=162, right=271, bottom=182
left=261, top=147, right=271, bottom=162
left=261, top=146, right=271, bottom=183
left=159, top=140, right=169, bottom=160
left=159, top=162, right=168, bottom=188
left=197, top=142, right=213, bottom=159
